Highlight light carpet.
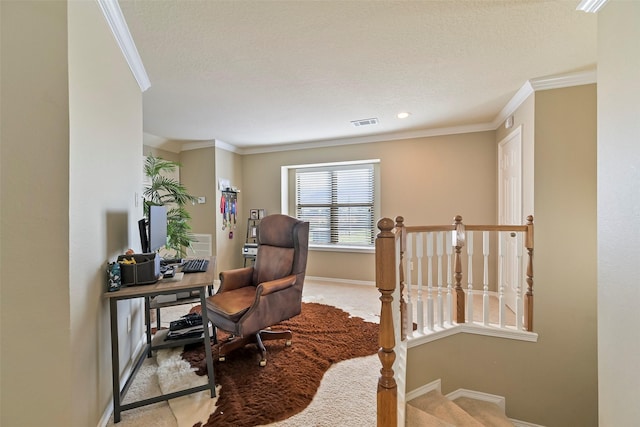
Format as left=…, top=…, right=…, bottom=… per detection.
left=106, top=281, right=381, bottom=427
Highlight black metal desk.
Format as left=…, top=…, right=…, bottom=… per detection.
left=104, top=257, right=216, bottom=423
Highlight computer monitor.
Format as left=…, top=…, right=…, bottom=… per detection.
left=138, top=218, right=150, bottom=253
left=139, top=205, right=168, bottom=253
left=149, top=205, right=168, bottom=252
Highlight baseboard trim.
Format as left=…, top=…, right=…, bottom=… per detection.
left=97, top=403, right=112, bottom=427
left=406, top=378, right=441, bottom=401
left=445, top=388, right=506, bottom=412
left=97, top=334, right=148, bottom=427
left=306, top=275, right=375, bottom=287
left=510, top=419, right=546, bottom=427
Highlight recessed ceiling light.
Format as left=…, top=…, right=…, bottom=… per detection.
left=397, top=112, right=411, bottom=119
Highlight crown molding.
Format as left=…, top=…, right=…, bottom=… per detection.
left=181, top=140, right=216, bottom=151
left=529, top=69, right=597, bottom=91
left=491, top=81, right=535, bottom=129
left=492, top=69, right=597, bottom=128
left=213, top=140, right=241, bottom=154
left=173, top=139, right=240, bottom=153
left=97, top=0, right=151, bottom=92
left=238, top=122, right=495, bottom=155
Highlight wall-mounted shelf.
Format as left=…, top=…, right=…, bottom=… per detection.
left=243, top=218, right=260, bottom=266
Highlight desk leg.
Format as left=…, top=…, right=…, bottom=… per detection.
left=110, top=298, right=122, bottom=423
left=144, top=297, right=152, bottom=358
left=199, top=290, right=216, bottom=397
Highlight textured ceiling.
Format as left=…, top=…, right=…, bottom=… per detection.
left=118, top=0, right=597, bottom=150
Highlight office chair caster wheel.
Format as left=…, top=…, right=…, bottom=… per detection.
left=219, top=356, right=226, bottom=362
left=285, top=339, right=292, bottom=346
left=259, top=360, right=267, bottom=367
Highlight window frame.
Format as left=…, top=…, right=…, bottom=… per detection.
left=281, top=159, right=380, bottom=253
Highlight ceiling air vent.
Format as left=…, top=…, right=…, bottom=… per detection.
left=351, top=117, right=379, bottom=127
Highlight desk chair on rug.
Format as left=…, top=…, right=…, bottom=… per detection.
left=206, top=214, right=309, bottom=366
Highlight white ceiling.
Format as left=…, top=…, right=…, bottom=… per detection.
left=118, top=0, right=597, bottom=152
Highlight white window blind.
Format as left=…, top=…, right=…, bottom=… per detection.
left=295, top=163, right=375, bottom=247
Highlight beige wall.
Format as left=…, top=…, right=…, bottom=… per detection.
left=1, top=1, right=73, bottom=424
left=180, top=147, right=217, bottom=258
left=144, top=145, right=180, bottom=163
left=242, top=132, right=497, bottom=282
left=407, top=84, right=597, bottom=426
left=215, top=147, right=244, bottom=273
left=1, top=1, right=143, bottom=425
left=68, top=2, right=144, bottom=425
left=597, top=2, right=640, bottom=424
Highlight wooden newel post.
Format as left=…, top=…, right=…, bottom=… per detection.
left=376, top=217, right=398, bottom=427
left=525, top=215, right=534, bottom=332
left=396, top=216, right=407, bottom=341
left=453, top=215, right=466, bottom=324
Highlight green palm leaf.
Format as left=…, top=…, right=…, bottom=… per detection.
left=143, top=155, right=197, bottom=257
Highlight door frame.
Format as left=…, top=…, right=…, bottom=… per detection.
left=498, top=125, right=523, bottom=313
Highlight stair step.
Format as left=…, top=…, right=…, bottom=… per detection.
left=406, top=403, right=455, bottom=427
left=406, top=390, right=516, bottom=427
left=452, top=396, right=514, bottom=427
left=408, top=390, right=484, bottom=427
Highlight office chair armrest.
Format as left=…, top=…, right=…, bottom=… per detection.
left=218, top=266, right=255, bottom=292
left=257, top=275, right=296, bottom=296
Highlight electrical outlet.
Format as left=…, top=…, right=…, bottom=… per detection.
left=410, top=261, right=414, bottom=271
left=127, top=315, right=132, bottom=333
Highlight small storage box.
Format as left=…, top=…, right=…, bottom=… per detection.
left=117, top=253, right=160, bottom=286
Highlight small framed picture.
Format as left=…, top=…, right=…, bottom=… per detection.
left=257, top=209, right=266, bottom=219
left=250, top=209, right=259, bottom=219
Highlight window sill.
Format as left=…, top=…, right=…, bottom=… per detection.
left=309, top=245, right=375, bottom=254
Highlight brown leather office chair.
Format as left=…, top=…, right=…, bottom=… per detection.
left=205, top=214, right=309, bottom=366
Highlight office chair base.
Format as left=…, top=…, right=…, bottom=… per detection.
left=218, top=329, right=293, bottom=366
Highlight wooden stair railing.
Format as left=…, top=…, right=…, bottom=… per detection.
left=375, top=217, right=398, bottom=427
left=453, top=215, right=465, bottom=323
left=375, top=215, right=534, bottom=427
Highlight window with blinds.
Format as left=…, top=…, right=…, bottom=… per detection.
left=295, top=162, right=376, bottom=247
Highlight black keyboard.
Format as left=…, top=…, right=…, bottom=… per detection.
left=182, top=258, right=209, bottom=273
left=169, top=313, right=203, bottom=331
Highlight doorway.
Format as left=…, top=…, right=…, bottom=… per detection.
left=498, top=126, right=523, bottom=312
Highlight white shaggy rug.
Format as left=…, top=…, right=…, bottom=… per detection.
left=155, top=347, right=220, bottom=427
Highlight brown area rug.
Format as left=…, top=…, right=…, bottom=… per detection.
left=181, top=302, right=379, bottom=427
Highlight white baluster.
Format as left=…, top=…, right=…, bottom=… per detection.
left=516, top=232, right=524, bottom=330
left=483, top=231, right=490, bottom=325
left=466, top=231, right=474, bottom=322
left=394, top=235, right=402, bottom=344
left=437, top=250, right=444, bottom=329
left=406, top=233, right=414, bottom=337
left=415, top=233, right=424, bottom=333
left=433, top=232, right=444, bottom=331
left=498, top=232, right=506, bottom=328
left=426, top=232, right=434, bottom=331
left=443, top=231, right=452, bottom=327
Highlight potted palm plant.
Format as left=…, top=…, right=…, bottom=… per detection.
left=143, top=155, right=197, bottom=257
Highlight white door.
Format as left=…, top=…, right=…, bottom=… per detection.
left=498, top=126, right=522, bottom=312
